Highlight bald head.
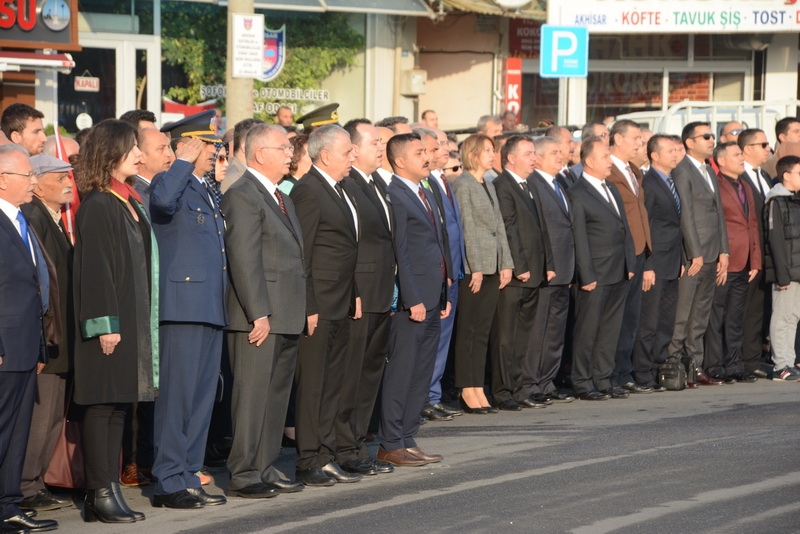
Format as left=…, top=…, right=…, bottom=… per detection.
left=137, top=128, right=173, bottom=179
left=43, top=135, right=79, bottom=159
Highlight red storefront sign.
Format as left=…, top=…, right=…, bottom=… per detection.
left=505, top=57, right=522, bottom=117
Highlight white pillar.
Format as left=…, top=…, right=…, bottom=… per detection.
left=764, top=33, right=798, bottom=103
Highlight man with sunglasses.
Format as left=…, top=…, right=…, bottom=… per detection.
left=669, top=122, right=729, bottom=386
left=738, top=128, right=775, bottom=378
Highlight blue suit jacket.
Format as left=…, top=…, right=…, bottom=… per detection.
left=387, top=177, right=449, bottom=311
left=0, top=209, right=48, bottom=371
left=430, top=174, right=465, bottom=281
left=149, top=159, right=228, bottom=327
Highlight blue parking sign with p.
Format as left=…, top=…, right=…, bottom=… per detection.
left=539, top=25, right=588, bottom=78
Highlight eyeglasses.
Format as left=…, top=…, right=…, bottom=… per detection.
left=217, top=154, right=228, bottom=162
left=746, top=142, right=770, bottom=149
left=725, top=129, right=743, bottom=136
left=259, top=145, right=294, bottom=154
left=444, top=165, right=461, bottom=172
left=690, top=133, right=716, bottom=141
left=0, top=170, right=36, bottom=179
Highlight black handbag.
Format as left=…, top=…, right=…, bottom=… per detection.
left=658, top=357, right=687, bottom=391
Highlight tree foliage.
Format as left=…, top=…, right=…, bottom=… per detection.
left=160, top=5, right=364, bottom=111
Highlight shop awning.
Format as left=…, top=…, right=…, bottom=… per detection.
left=178, top=0, right=435, bottom=17
left=440, top=0, right=546, bottom=20
left=0, top=52, right=75, bottom=74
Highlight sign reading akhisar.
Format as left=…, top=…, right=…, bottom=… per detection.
left=0, top=0, right=80, bottom=51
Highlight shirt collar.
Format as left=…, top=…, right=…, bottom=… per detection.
left=506, top=169, right=525, bottom=184
left=313, top=164, right=340, bottom=190
left=246, top=166, right=279, bottom=196
left=0, top=197, right=20, bottom=226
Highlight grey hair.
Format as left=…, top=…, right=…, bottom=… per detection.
left=307, top=124, right=348, bottom=162
left=412, top=127, right=437, bottom=141
left=476, top=115, right=501, bottom=133
left=533, top=136, right=559, bottom=155
left=0, top=144, right=30, bottom=167
left=244, top=123, right=287, bottom=162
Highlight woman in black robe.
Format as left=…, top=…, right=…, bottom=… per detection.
left=73, top=120, right=159, bottom=523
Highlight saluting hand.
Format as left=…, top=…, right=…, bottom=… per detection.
left=174, top=138, right=204, bottom=165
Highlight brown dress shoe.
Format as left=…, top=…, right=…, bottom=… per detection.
left=121, top=463, right=152, bottom=487
left=376, top=448, right=428, bottom=467
left=405, top=446, right=443, bottom=463
left=696, top=369, right=724, bottom=386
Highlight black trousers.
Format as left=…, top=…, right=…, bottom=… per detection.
left=121, top=401, right=154, bottom=470
left=336, top=311, right=390, bottom=464
left=705, top=270, right=749, bottom=376
left=82, top=403, right=128, bottom=490
left=455, top=273, right=500, bottom=388
left=490, top=285, right=539, bottom=403
left=525, top=285, right=570, bottom=397
left=571, top=280, right=628, bottom=395
left=741, top=270, right=770, bottom=373
left=612, top=253, right=645, bottom=386
left=295, top=317, right=349, bottom=470
left=632, top=277, right=678, bottom=385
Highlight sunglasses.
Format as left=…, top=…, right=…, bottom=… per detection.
left=690, top=133, right=716, bottom=141
left=217, top=154, right=228, bottom=162
left=746, top=142, right=770, bottom=149
left=444, top=165, right=461, bottom=172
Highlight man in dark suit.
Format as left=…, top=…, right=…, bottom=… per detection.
left=566, top=122, right=610, bottom=187
left=290, top=124, right=362, bottom=487
left=606, top=119, right=653, bottom=394
left=334, top=119, right=396, bottom=475
left=491, top=135, right=555, bottom=410
left=0, top=145, right=58, bottom=533
left=567, top=136, right=636, bottom=401
left=378, top=133, right=451, bottom=467
left=704, top=143, right=761, bottom=383
left=633, top=135, right=684, bottom=389
left=149, top=111, right=228, bottom=509
left=529, top=137, right=576, bottom=403
left=738, top=128, right=774, bottom=377
left=221, top=124, right=306, bottom=498
left=133, top=128, right=173, bottom=212
left=669, top=122, right=729, bottom=386
left=19, top=156, right=74, bottom=512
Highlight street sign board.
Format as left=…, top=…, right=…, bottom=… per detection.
left=539, top=25, right=588, bottom=78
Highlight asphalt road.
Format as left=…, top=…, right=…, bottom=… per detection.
left=42, top=379, right=799, bottom=533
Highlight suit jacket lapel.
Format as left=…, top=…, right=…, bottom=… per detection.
left=311, top=170, right=357, bottom=239
left=31, top=198, right=71, bottom=256
left=395, top=177, right=435, bottom=229
left=246, top=173, right=301, bottom=243
left=353, top=171, right=390, bottom=232
left=190, top=176, right=216, bottom=211
left=534, top=172, right=569, bottom=217
left=0, top=209, right=35, bottom=266
left=582, top=177, right=621, bottom=219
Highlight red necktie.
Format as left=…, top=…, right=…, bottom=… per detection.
left=419, top=188, right=446, bottom=281
left=274, top=190, right=292, bottom=224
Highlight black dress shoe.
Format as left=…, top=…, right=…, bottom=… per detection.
left=751, top=368, right=768, bottom=379
left=519, top=397, right=547, bottom=409
left=577, top=391, right=610, bottom=401
left=620, top=382, right=653, bottom=394
left=458, top=397, right=488, bottom=414
left=495, top=399, right=522, bottom=411
left=730, top=372, right=757, bottom=383
left=0, top=523, right=29, bottom=534
left=420, top=405, right=454, bottom=421
left=295, top=467, right=336, bottom=487
left=431, top=403, right=463, bottom=416
left=340, top=459, right=377, bottom=476
left=543, top=391, right=575, bottom=403
left=21, top=508, right=36, bottom=518
left=601, top=387, right=629, bottom=399
left=152, top=489, right=204, bottom=509
left=370, top=459, right=395, bottom=474
left=186, top=487, right=226, bottom=506
left=227, top=482, right=279, bottom=498
left=530, top=393, right=554, bottom=405
left=482, top=406, right=499, bottom=414
left=3, top=513, right=57, bottom=532
left=646, top=383, right=667, bottom=392
left=20, top=490, right=63, bottom=512
left=264, top=478, right=304, bottom=493
left=321, top=462, right=362, bottom=483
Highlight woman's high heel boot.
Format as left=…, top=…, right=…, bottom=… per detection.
left=84, top=487, right=137, bottom=523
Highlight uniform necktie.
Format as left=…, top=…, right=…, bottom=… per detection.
left=202, top=178, right=215, bottom=207
left=626, top=164, right=640, bottom=197
left=553, top=178, right=568, bottom=211
left=666, top=176, right=681, bottom=215
left=601, top=182, right=619, bottom=216
left=16, top=210, right=32, bottom=256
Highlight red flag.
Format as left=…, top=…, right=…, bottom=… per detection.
left=54, top=128, right=80, bottom=244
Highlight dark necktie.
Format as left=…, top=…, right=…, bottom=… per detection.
left=553, top=178, right=568, bottom=211
left=753, top=167, right=767, bottom=197
left=736, top=180, right=748, bottom=217
left=440, top=176, right=455, bottom=208
left=602, top=182, right=619, bottom=216
left=274, top=189, right=293, bottom=224
left=369, top=180, right=391, bottom=231
left=520, top=181, right=532, bottom=199
left=626, top=164, right=640, bottom=197
left=16, top=210, right=32, bottom=256
left=202, top=178, right=215, bottom=207
left=665, top=176, right=681, bottom=215
left=334, top=182, right=355, bottom=230
left=418, top=187, right=435, bottom=227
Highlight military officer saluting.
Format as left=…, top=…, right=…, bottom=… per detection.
left=149, top=110, right=228, bottom=509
